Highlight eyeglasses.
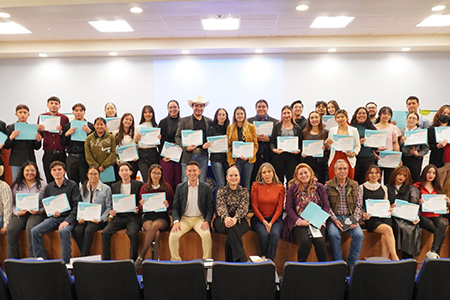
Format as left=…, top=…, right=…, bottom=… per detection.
left=151, top=172, right=162, bottom=176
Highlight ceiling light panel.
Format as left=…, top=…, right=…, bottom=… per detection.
left=0, top=22, right=31, bottom=34
left=416, top=15, right=450, bottom=27
left=310, top=16, right=355, bottom=28
left=89, top=20, right=134, bottom=32
left=201, top=18, right=240, bottom=30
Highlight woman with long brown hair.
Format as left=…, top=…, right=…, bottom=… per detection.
left=114, top=112, right=138, bottom=179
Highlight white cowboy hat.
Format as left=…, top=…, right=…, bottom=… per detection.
left=188, top=95, right=209, bottom=107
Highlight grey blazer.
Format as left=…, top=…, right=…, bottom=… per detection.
left=171, top=180, right=214, bottom=223
left=175, top=115, right=213, bottom=163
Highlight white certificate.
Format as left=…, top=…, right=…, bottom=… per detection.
left=365, top=199, right=391, bottom=218
left=142, top=193, right=167, bottom=212
left=331, top=135, right=354, bottom=152
left=117, top=144, right=139, bottom=162
left=277, top=136, right=299, bottom=152
left=77, top=203, right=102, bottom=221
left=323, top=116, right=338, bottom=129
left=181, top=130, right=203, bottom=146
left=435, top=127, right=450, bottom=143
left=378, top=151, right=402, bottom=168
left=161, top=142, right=183, bottom=162
left=39, top=115, right=60, bottom=132
left=404, top=129, right=428, bottom=146
left=364, top=130, right=387, bottom=148
left=207, top=135, right=228, bottom=153
left=254, top=121, right=273, bottom=136
left=43, top=194, right=71, bottom=217
left=302, top=140, right=324, bottom=157
left=15, top=193, right=39, bottom=211
left=422, top=194, right=447, bottom=214
left=232, top=141, right=254, bottom=159
left=112, top=194, right=136, bottom=213
left=140, top=127, right=160, bottom=146
left=106, top=117, right=120, bottom=132
left=392, top=200, right=419, bottom=222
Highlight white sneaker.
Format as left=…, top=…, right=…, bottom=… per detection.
left=426, top=251, right=440, bottom=259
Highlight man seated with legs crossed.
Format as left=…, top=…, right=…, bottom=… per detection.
left=169, top=161, right=214, bottom=260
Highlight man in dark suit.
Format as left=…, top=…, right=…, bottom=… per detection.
left=247, top=99, right=278, bottom=185
left=175, top=95, right=213, bottom=181
left=169, top=161, right=214, bottom=261
left=101, top=162, right=143, bottom=260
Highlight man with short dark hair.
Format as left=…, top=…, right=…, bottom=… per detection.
left=38, top=96, right=70, bottom=183
left=406, top=96, right=430, bottom=129
left=315, top=101, right=327, bottom=116
left=31, top=161, right=81, bottom=263
left=365, top=102, right=378, bottom=124
left=61, top=103, right=94, bottom=183
left=169, top=161, right=214, bottom=261
left=291, top=100, right=307, bottom=131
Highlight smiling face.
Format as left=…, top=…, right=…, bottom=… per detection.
left=168, top=101, right=179, bottom=118
left=94, top=119, right=106, bottom=135
left=297, top=167, right=311, bottom=185
left=406, top=113, right=419, bottom=127
left=426, top=167, right=436, bottom=183
left=192, top=103, right=205, bottom=117
left=335, top=112, right=348, bottom=126
left=50, top=165, right=65, bottom=181
left=335, top=162, right=349, bottom=181
left=122, top=115, right=133, bottom=130
left=226, top=167, right=240, bottom=187
left=105, top=103, right=117, bottom=118
left=309, top=112, right=321, bottom=127
left=256, top=102, right=268, bottom=118
left=118, top=165, right=132, bottom=181
left=367, top=167, right=381, bottom=183
left=143, top=109, right=153, bottom=122
left=292, top=103, right=303, bottom=118
left=235, top=109, right=245, bottom=123
left=380, top=111, right=392, bottom=123
left=366, top=104, right=377, bottom=118
left=356, top=108, right=368, bottom=124
left=282, top=108, right=293, bottom=122
left=217, top=109, right=227, bottom=125
left=316, top=104, right=327, bottom=116
left=261, top=166, right=273, bottom=184
left=150, top=167, right=162, bottom=185
left=407, top=99, right=419, bottom=113
left=186, top=164, right=200, bottom=182
left=23, top=165, right=37, bottom=182
left=327, top=103, right=336, bottom=115
left=87, top=168, right=100, bottom=185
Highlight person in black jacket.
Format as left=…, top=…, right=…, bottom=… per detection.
left=101, top=162, right=143, bottom=260
left=428, top=104, right=450, bottom=186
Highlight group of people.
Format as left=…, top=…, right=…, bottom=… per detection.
left=0, top=95, right=449, bottom=271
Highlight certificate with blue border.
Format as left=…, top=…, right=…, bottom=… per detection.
left=302, top=140, right=324, bottom=157
left=14, top=123, right=37, bottom=140
left=142, top=193, right=167, bottom=212
left=207, top=135, right=228, bottom=153
left=42, top=194, right=71, bottom=217
left=331, top=135, right=354, bottom=152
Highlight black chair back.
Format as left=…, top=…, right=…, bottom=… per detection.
left=142, top=260, right=207, bottom=300
left=414, top=258, right=450, bottom=300
left=211, top=261, right=277, bottom=300
left=4, top=259, right=75, bottom=300
left=280, top=261, right=347, bottom=300
left=0, top=267, right=11, bottom=300
left=72, top=259, right=142, bottom=300
left=347, top=259, right=417, bottom=300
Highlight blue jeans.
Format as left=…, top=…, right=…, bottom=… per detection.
left=235, top=159, right=254, bottom=190
left=251, top=215, right=283, bottom=260
left=11, top=166, right=21, bottom=183
left=181, top=152, right=208, bottom=182
left=327, top=216, right=364, bottom=269
left=0, top=215, right=3, bottom=228
left=211, top=161, right=227, bottom=187
left=31, top=216, right=74, bottom=263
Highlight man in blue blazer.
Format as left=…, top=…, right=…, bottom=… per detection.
left=169, top=161, right=214, bottom=260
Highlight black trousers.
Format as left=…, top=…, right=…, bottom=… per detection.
left=272, top=152, right=300, bottom=186
left=101, top=214, right=141, bottom=260
left=419, top=216, right=448, bottom=254
left=302, top=157, right=328, bottom=184
left=354, top=156, right=376, bottom=185
left=213, top=217, right=249, bottom=262
left=402, top=155, right=423, bottom=183
left=293, top=226, right=327, bottom=262
left=137, top=148, right=159, bottom=183
left=381, top=167, right=394, bottom=185
left=43, top=151, right=66, bottom=183
left=73, top=221, right=107, bottom=256
left=7, top=214, right=45, bottom=258
left=66, top=154, right=89, bottom=184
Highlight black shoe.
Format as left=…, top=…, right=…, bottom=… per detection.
left=135, top=256, right=144, bottom=269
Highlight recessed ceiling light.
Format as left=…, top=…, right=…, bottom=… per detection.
left=0, top=22, right=31, bottom=34
left=295, top=5, right=309, bottom=11
left=181, top=50, right=190, bottom=54
left=89, top=20, right=134, bottom=32
left=328, top=48, right=337, bottom=52
left=255, top=49, right=264, bottom=53
left=311, top=16, right=354, bottom=28
left=432, top=5, right=446, bottom=11
left=130, top=7, right=143, bottom=14
left=416, top=14, right=450, bottom=27
left=0, top=12, right=10, bottom=18
left=201, top=18, right=240, bottom=30
left=39, top=53, right=48, bottom=57
left=109, top=52, right=118, bottom=56
left=402, top=47, right=411, bottom=51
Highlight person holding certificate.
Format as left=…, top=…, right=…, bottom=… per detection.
left=134, top=164, right=174, bottom=268
left=134, top=105, right=160, bottom=183
left=270, top=105, right=302, bottom=185
left=251, top=163, right=285, bottom=261
left=213, top=165, right=250, bottom=262
left=61, top=103, right=94, bottom=184
left=114, top=113, right=139, bottom=179
left=226, top=106, right=258, bottom=190
left=4, top=104, right=42, bottom=182
left=102, top=162, right=143, bottom=260
left=159, top=100, right=182, bottom=190
left=350, top=107, right=378, bottom=184
left=325, top=109, right=361, bottom=180
left=360, top=166, right=399, bottom=260
left=283, top=163, right=332, bottom=262
left=414, top=165, right=449, bottom=259
left=301, top=111, right=329, bottom=184
left=0, top=174, right=12, bottom=237
left=205, top=108, right=230, bottom=188
left=7, top=162, right=46, bottom=259
left=104, top=102, right=118, bottom=118
left=326, top=100, right=340, bottom=116
left=428, top=104, right=450, bottom=186
left=386, top=166, right=421, bottom=259
left=399, top=112, right=430, bottom=182
left=73, top=167, right=112, bottom=257
left=375, top=106, right=401, bottom=184
left=85, top=117, right=117, bottom=180
left=31, top=161, right=81, bottom=263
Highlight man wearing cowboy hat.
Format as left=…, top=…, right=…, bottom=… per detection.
left=175, top=95, right=213, bottom=181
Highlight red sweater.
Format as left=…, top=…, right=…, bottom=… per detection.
left=251, top=182, right=285, bottom=224
left=414, top=182, right=439, bottom=218
left=139, top=183, right=174, bottom=213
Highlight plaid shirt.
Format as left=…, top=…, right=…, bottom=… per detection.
left=334, top=179, right=363, bottom=221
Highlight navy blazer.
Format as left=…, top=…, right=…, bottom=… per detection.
left=172, top=180, right=214, bottom=223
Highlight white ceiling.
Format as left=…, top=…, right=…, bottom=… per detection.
left=0, top=0, right=450, bottom=58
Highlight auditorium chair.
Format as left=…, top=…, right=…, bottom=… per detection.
left=413, top=258, right=450, bottom=300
